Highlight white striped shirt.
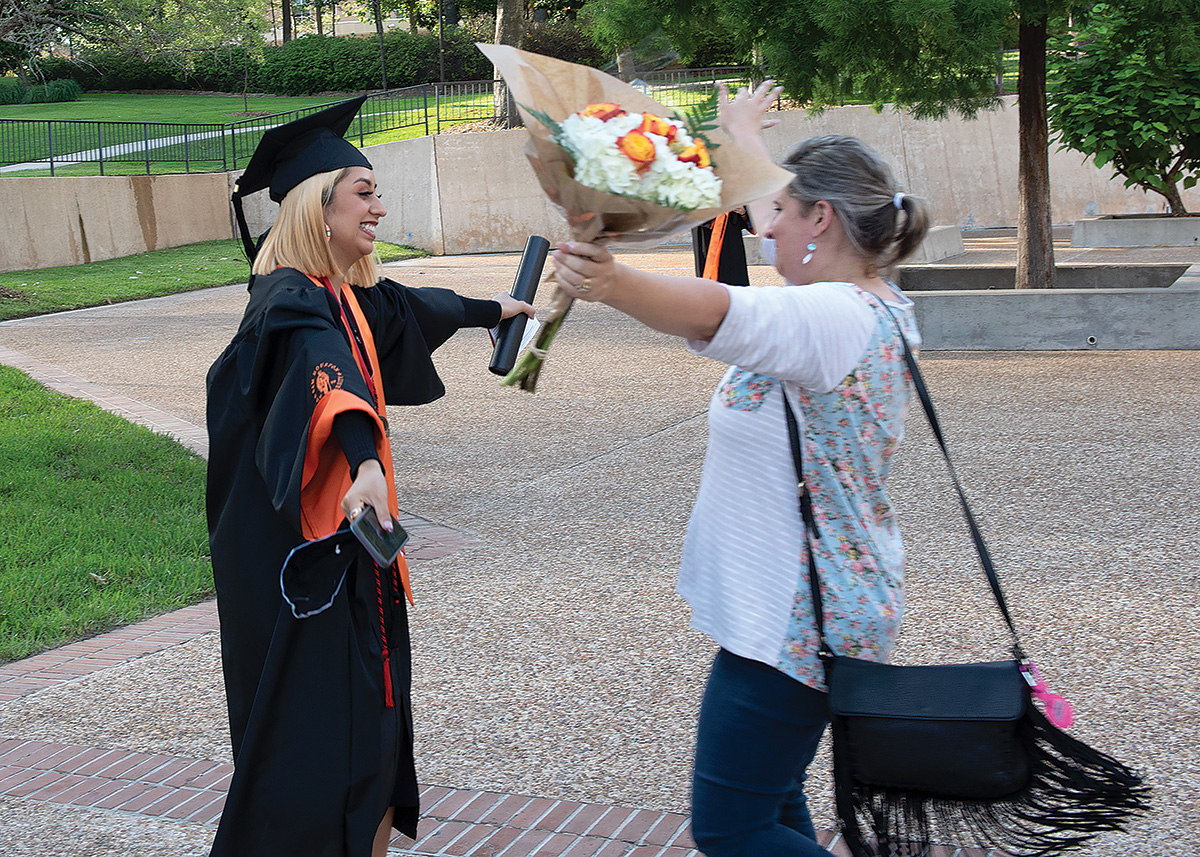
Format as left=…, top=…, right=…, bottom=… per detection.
left=681, top=280, right=917, bottom=687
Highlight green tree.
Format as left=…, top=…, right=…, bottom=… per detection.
left=1048, top=1, right=1200, bottom=214
left=581, top=0, right=746, bottom=71
left=581, top=0, right=1097, bottom=289
left=2, top=0, right=269, bottom=69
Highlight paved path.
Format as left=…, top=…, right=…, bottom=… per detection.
left=1, top=244, right=1195, bottom=856
left=0, top=605, right=704, bottom=857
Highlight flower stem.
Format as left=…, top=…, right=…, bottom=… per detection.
left=501, top=289, right=574, bottom=393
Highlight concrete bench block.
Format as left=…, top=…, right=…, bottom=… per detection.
left=910, top=288, right=1200, bottom=350
left=1071, top=215, right=1200, bottom=248
left=906, top=225, right=965, bottom=263
left=897, top=264, right=1189, bottom=291
left=1170, top=265, right=1200, bottom=290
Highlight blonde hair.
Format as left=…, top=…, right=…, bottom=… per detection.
left=252, top=167, right=380, bottom=287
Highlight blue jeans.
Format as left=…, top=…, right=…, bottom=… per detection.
left=691, top=649, right=832, bottom=857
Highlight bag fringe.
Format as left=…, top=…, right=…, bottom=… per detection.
left=834, top=706, right=1152, bottom=857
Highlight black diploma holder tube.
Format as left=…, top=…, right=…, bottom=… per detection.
left=489, top=234, right=550, bottom=376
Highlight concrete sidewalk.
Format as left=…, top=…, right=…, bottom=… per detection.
left=1, top=245, right=1197, bottom=856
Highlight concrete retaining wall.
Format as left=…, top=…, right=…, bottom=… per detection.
left=6, top=95, right=1200, bottom=272
left=911, top=288, right=1200, bottom=350
left=1072, top=215, right=1200, bottom=247
left=1, top=173, right=232, bottom=272
left=896, top=264, right=1190, bottom=291
left=758, top=98, right=1200, bottom=232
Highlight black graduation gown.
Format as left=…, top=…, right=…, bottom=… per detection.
left=205, top=268, right=480, bottom=856
left=691, top=208, right=753, bottom=286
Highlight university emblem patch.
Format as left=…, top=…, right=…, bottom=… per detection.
left=311, top=362, right=344, bottom=401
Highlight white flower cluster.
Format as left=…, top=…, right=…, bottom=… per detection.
left=558, top=111, right=722, bottom=211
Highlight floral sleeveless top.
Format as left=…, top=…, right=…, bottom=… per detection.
left=776, top=289, right=917, bottom=687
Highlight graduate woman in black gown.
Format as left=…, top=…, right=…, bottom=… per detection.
left=206, top=97, right=533, bottom=857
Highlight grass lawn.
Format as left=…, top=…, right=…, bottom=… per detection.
left=0, top=90, right=494, bottom=176
left=0, top=236, right=426, bottom=661
left=0, top=239, right=426, bottom=321
left=0, top=91, right=346, bottom=123
left=0, top=363, right=212, bottom=663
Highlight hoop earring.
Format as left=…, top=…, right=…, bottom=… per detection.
left=802, top=243, right=817, bottom=265
left=324, top=223, right=332, bottom=239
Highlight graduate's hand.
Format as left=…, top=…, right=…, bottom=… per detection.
left=494, top=292, right=536, bottom=320
left=341, top=458, right=394, bottom=532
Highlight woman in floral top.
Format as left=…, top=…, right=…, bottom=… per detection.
left=552, top=82, right=930, bottom=857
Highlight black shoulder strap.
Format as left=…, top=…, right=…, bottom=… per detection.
left=783, top=318, right=1024, bottom=660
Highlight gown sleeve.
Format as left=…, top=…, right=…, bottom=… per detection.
left=351, top=278, right=500, bottom=405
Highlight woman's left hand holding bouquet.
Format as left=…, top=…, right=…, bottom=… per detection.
left=553, top=240, right=731, bottom=342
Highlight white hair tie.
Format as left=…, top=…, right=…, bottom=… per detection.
left=893, top=192, right=906, bottom=210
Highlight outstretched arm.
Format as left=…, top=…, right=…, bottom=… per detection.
left=551, top=241, right=731, bottom=342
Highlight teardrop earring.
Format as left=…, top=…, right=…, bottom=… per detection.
left=802, top=242, right=817, bottom=265
left=324, top=223, right=332, bottom=239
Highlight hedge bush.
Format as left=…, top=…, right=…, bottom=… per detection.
left=26, top=78, right=85, bottom=103
left=0, top=77, right=84, bottom=104
left=0, top=77, right=24, bottom=104
left=190, top=45, right=261, bottom=93
left=260, top=29, right=496, bottom=94
left=36, top=51, right=181, bottom=91
left=26, top=20, right=605, bottom=96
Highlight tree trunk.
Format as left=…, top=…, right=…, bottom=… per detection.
left=1162, top=183, right=1188, bottom=215
left=282, top=0, right=293, bottom=42
left=493, top=0, right=524, bottom=128
left=616, top=46, right=636, bottom=82
left=1015, top=9, right=1055, bottom=289
left=373, top=0, right=388, bottom=90
left=316, top=1, right=324, bottom=35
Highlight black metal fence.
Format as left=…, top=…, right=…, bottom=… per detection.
left=0, top=79, right=500, bottom=175
left=634, top=66, right=761, bottom=105
left=0, top=67, right=758, bottom=176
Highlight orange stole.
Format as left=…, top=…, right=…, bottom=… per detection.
left=701, top=212, right=732, bottom=281
left=298, top=279, right=413, bottom=604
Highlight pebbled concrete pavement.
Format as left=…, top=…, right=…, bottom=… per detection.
left=0, top=243, right=1197, bottom=856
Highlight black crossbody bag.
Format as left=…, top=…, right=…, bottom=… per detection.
left=782, top=326, right=1149, bottom=857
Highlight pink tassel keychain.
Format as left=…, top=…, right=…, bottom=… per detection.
left=1020, top=660, right=1075, bottom=728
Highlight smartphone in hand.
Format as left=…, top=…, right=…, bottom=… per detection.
left=350, top=505, right=410, bottom=567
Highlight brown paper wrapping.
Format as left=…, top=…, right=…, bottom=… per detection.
left=480, top=43, right=793, bottom=244
left=477, top=43, right=793, bottom=389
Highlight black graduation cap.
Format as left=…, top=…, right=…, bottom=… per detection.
left=232, top=95, right=373, bottom=263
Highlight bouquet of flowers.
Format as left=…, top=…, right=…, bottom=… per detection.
left=552, top=103, right=722, bottom=211
left=478, top=44, right=792, bottom=392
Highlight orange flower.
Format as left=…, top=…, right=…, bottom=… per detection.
left=639, top=112, right=678, bottom=142
left=617, top=129, right=657, bottom=172
left=580, top=102, right=627, bottom=121
left=677, top=139, right=711, bottom=169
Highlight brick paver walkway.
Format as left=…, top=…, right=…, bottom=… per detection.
left=0, top=601, right=713, bottom=856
